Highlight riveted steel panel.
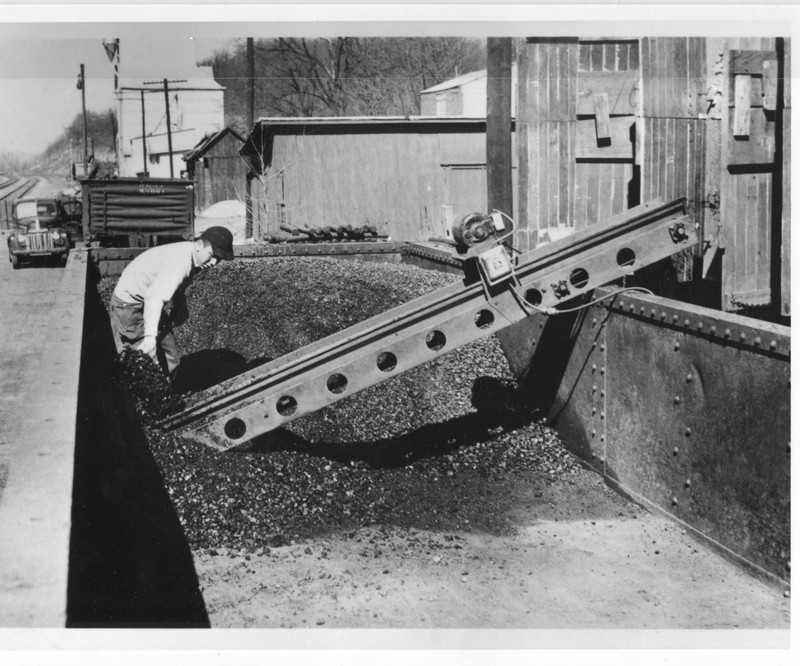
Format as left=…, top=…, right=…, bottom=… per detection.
left=499, top=287, right=790, bottom=582
left=601, top=292, right=790, bottom=581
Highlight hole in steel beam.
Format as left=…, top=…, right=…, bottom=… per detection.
left=616, top=247, right=636, bottom=268
left=224, top=417, right=247, bottom=440
left=524, top=289, right=543, bottom=307
left=377, top=351, right=397, bottom=372
left=569, top=267, right=590, bottom=289
left=276, top=395, right=298, bottom=417
left=475, top=309, right=495, bottom=329
left=327, top=373, right=348, bottom=394
left=425, top=330, right=446, bottom=351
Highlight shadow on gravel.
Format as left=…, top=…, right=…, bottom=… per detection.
left=173, top=349, right=272, bottom=394
left=243, top=376, right=540, bottom=470
left=67, top=265, right=209, bottom=628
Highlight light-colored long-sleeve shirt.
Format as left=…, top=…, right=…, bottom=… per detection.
left=113, top=241, right=197, bottom=337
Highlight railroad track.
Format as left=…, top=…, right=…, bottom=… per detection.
left=0, top=177, right=39, bottom=227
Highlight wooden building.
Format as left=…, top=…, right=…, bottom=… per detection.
left=420, top=63, right=518, bottom=117
left=183, top=127, right=247, bottom=214
left=242, top=36, right=789, bottom=316
left=515, top=37, right=790, bottom=315
left=243, top=116, right=517, bottom=242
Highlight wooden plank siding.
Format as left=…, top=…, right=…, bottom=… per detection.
left=576, top=41, right=637, bottom=231
left=190, top=133, right=249, bottom=213
left=515, top=35, right=788, bottom=312
left=250, top=121, right=515, bottom=243
left=781, top=40, right=790, bottom=316
left=720, top=38, right=782, bottom=309
left=640, top=38, right=708, bottom=283
left=518, top=38, right=638, bottom=251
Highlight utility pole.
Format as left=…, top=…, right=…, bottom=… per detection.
left=140, top=90, right=148, bottom=176
left=143, top=78, right=186, bottom=178
left=163, top=79, right=174, bottom=178
left=78, top=64, right=88, bottom=171
left=245, top=37, right=255, bottom=238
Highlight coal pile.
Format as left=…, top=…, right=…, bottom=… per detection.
left=99, top=257, right=583, bottom=551
left=113, top=347, right=185, bottom=420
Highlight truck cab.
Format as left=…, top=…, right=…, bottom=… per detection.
left=6, top=197, right=75, bottom=269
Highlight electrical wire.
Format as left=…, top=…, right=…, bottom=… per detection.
left=510, top=285, right=655, bottom=316
left=480, top=210, right=655, bottom=317
left=489, top=209, right=524, bottom=255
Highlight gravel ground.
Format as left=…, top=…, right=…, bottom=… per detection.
left=98, top=256, right=790, bottom=632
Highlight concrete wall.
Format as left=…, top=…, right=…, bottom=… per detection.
left=0, top=250, right=87, bottom=626
left=0, top=250, right=208, bottom=627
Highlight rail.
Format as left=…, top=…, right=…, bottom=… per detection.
left=0, top=177, right=39, bottom=228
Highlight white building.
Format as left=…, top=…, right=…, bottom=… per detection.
left=116, top=66, right=225, bottom=178
left=420, top=63, right=518, bottom=117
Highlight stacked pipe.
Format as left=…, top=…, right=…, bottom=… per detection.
left=271, top=224, right=387, bottom=243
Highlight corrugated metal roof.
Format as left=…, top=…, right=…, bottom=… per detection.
left=420, top=63, right=519, bottom=96
left=241, top=115, right=492, bottom=158
left=183, top=126, right=246, bottom=162
left=254, top=115, right=489, bottom=126
left=420, top=69, right=488, bottom=94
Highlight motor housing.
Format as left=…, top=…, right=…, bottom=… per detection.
left=452, top=212, right=512, bottom=252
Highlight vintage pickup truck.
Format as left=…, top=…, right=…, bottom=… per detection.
left=6, top=196, right=82, bottom=269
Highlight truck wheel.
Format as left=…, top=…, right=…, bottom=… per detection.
left=11, top=254, right=20, bottom=270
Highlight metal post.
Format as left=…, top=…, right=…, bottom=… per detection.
left=140, top=90, right=148, bottom=175
left=245, top=37, right=255, bottom=238
left=486, top=38, right=514, bottom=222
left=80, top=64, right=88, bottom=167
left=163, top=79, right=174, bottom=178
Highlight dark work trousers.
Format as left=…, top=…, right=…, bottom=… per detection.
left=109, top=293, right=181, bottom=380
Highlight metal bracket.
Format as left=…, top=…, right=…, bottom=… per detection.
left=551, top=280, right=571, bottom=299
left=668, top=222, right=689, bottom=244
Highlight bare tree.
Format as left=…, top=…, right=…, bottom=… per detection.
left=205, top=36, right=486, bottom=125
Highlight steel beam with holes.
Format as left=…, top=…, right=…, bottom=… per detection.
left=162, top=198, right=696, bottom=451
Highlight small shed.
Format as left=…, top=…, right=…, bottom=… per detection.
left=420, top=64, right=518, bottom=117
left=183, top=127, right=247, bottom=214
left=242, top=116, right=517, bottom=242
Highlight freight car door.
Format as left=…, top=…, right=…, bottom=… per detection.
left=516, top=38, right=638, bottom=254
left=639, top=37, right=709, bottom=286
left=720, top=43, right=787, bottom=313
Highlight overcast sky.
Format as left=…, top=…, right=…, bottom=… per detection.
left=0, top=24, right=236, bottom=155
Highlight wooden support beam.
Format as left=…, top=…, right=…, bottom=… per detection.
left=733, top=74, right=752, bottom=137
left=593, top=93, right=611, bottom=144
left=762, top=57, right=778, bottom=111
left=486, top=37, right=514, bottom=220
left=576, top=117, right=635, bottom=160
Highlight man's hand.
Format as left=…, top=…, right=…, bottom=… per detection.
left=136, top=335, right=157, bottom=358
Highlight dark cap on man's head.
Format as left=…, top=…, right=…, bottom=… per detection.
left=200, top=226, right=234, bottom=261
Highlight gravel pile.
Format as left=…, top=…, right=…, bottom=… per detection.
left=99, top=257, right=584, bottom=551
